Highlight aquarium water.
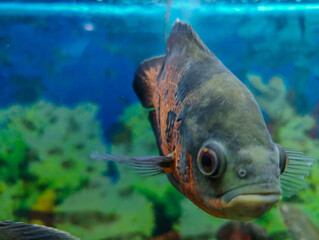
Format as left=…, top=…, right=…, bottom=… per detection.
left=0, top=0, right=318, bottom=239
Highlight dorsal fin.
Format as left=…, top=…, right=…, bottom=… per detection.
left=166, top=20, right=212, bottom=56
left=133, top=56, right=165, bottom=108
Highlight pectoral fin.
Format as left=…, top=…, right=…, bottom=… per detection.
left=280, top=148, right=314, bottom=198
left=90, top=152, right=174, bottom=176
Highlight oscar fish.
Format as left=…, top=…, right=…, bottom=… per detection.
left=0, top=221, right=78, bottom=240
left=91, top=20, right=313, bottom=221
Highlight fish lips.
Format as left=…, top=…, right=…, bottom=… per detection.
left=219, top=183, right=282, bottom=221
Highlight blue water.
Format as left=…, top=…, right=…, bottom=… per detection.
left=1, top=1, right=319, bottom=139
left=0, top=2, right=318, bottom=15
left=0, top=1, right=318, bottom=239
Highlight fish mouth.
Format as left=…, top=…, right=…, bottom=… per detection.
left=219, top=184, right=282, bottom=221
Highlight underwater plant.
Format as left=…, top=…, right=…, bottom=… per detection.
left=55, top=173, right=154, bottom=240
left=177, top=198, right=227, bottom=239
left=0, top=101, right=106, bottom=224
left=110, top=103, right=158, bottom=157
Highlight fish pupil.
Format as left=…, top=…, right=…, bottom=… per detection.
left=202, top=155, right=214, bottom=171
left=197, top=144, right=224, bottom=177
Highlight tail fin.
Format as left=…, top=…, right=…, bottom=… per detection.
left=133, top=56, right=165, bottom=108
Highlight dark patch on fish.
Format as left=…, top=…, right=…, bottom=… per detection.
left=167, top=173, right=182, bottom=193
left=176, top=58, right=226, bottom=103
left=149, top=110, right=163, bottom=156
left=165, top=110, right=177, bottom=143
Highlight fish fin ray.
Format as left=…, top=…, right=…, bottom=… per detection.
left=133, top=55, right=165, bottom=108
left=280, top=148, right=314, bottom=198
left=91, top=152, right=174, bottom=175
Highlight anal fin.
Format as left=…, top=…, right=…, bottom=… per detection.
left=133, top=55, right=165, bottom=108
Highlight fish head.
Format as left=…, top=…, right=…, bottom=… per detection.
left=178, top=73, right=284, bottom=221
left=191, top=141, right=282, bottom=221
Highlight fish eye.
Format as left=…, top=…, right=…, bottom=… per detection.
left=277, top=144, right=289, bottom=174
left=197, top=143, right=225, bottom=177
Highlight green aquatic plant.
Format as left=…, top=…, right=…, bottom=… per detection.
left=130, top=172, right=183, bottom=236
left=23, top=102, right=106, bottom=196
left=55, top=174, right=154, bottom=240
left=0, top=122, right=27, bottom=184
left=255, top=207, right=290, bottom=239
left=177, top=198, right=227, bottom=239
left=247, top=74, right=319, bottom=236
left=0, top=101, right=106, bottom=222
left=111, top=103, right=158, bottom=156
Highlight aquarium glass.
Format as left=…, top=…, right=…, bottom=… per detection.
left=0, top=0, right=318, bottom=239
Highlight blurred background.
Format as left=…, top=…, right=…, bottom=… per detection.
left=0, top=0, right=318, bottom=239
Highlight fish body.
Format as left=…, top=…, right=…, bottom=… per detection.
left=134, top=21, right=281, bottom=221
left=92, top=20, right=313, bottom=221
left=0, top=221, right=78, bottom=240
